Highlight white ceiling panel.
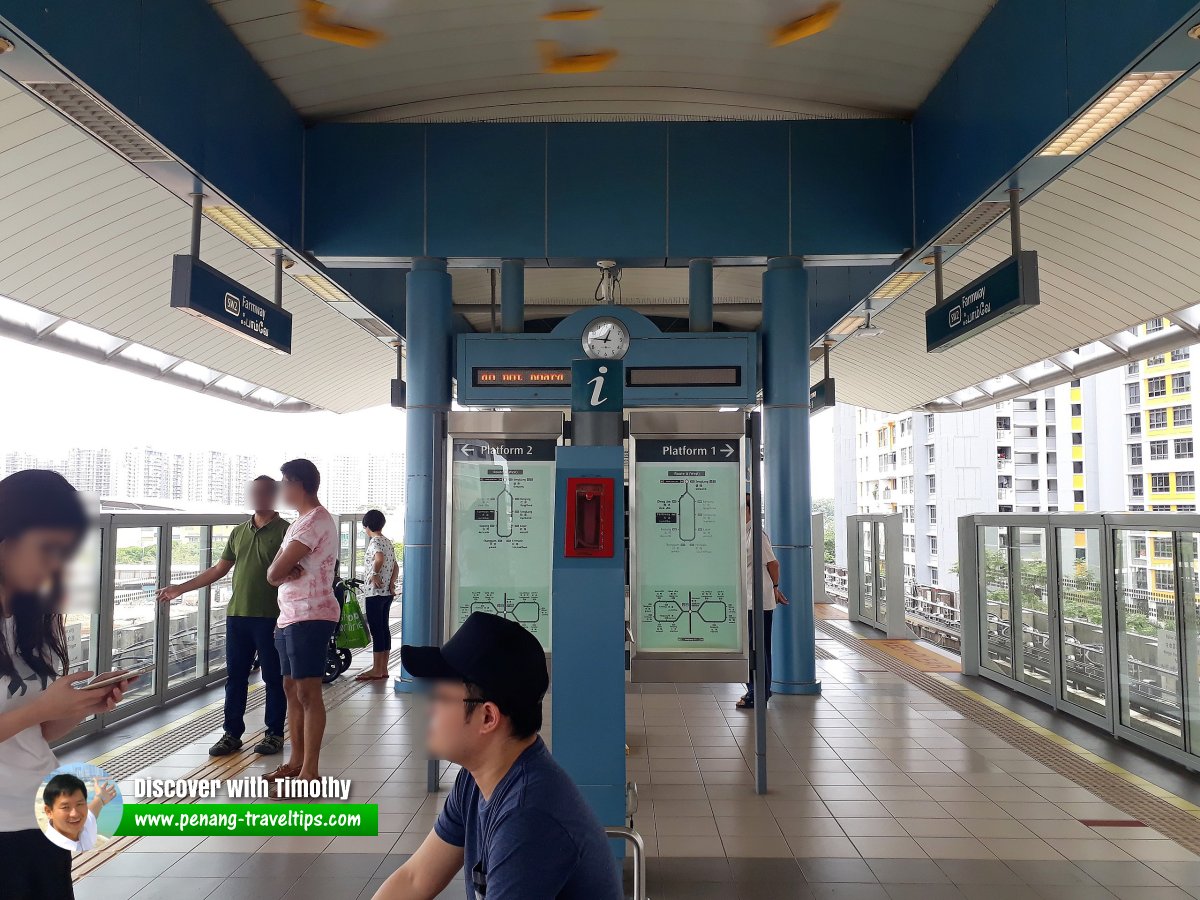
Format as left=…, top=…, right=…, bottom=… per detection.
left=820, top=73, right=1200, bottom=412
left=0, top=77, right=395, bottom=414
left=208, top=0, right=996, bottom=121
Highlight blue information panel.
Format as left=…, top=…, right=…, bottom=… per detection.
left=571, top=359, right=624, bottom=412
left=171, top=255, right=293, bottom=354
left=925, top=251, right=1039, bottom=353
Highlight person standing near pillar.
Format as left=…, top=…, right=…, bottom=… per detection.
left=355, top=509, right=397, bottom=682
left=738, top=493, right=787, bottom=710
left=159, top=476, right=289, bottom=756
left=265, top=459, right=340, bottom=791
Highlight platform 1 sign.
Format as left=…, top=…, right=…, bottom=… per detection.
left=633, top=439, right=743, bottom=653
left=448, top=438, right=557, bottom=650
left=925, top=250, right=1039, bottom=353
left=171, top=255, right=293, bottom=354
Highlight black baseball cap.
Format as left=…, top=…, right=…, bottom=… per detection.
left=401, top=613, right=549, bottom=708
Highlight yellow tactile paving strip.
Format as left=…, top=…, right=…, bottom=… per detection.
left=863, top=639, right=962, bottom=673
left=71, top=641, right=402, bottom=882
left=816, top=618, right=1200, bottom=855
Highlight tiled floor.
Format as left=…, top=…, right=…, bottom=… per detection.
left=71, top=625, right=1200, bottom=900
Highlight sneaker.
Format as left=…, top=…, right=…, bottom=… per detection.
left=253, top=732, right=284, bottom=755
left=209, top=733, right=243, bottom=756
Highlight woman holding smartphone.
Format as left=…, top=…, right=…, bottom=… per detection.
left=0, top=470, right=138, bottom=900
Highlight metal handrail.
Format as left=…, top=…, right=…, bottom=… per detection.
left=605, top=826, right=647, bottom=900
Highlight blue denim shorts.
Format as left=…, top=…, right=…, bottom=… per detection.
left=274, top=620, right=337, bottom=679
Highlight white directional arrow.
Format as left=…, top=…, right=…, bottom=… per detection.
left=462, top=445, right=477, bottom=458
left=720, top=443, right=735, bottom=458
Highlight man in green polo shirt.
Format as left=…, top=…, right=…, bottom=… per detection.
left=157, top=476, right=290, bottom=756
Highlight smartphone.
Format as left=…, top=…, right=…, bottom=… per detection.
left=75, top=665, right=153, bottom=690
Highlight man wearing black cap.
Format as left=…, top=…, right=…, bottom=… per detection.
left=372, top=612, right=622, bottom=900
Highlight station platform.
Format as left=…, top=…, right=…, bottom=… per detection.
left=61, top=613, right=1200, bottom=900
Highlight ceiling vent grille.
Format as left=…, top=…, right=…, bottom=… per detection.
left=24, top=82, right=171, bottom=163
left=939, top=201, right=1010, bottom=245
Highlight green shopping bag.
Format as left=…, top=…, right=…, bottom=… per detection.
left=336, top=594, right=371, bottom=650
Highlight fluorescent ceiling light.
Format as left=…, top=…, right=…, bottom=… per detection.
left=54, top=320, right=126, bottom=355
left=1039, top=71, right=1182, bottom=157
left=869, top=272, right=925, bottom=300
left=295, top=273, right=350, bottom=302
left=203, top=206, right=280, bottom=250
left=828, top=315, right=865, bottom=336
left=24, top=82, right=171, bottom=163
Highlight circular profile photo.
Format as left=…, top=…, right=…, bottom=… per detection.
left=34, top=762, right=122, bottom=854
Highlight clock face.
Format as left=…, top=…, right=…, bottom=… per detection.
left=582, top=317, right=630, bottom=360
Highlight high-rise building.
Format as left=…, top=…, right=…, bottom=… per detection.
left=64, top=448, right=113, bottom=496
left=366, top=452, right=406, bottom=512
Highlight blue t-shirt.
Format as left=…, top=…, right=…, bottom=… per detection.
left=434, top=738, right=622, bottom=900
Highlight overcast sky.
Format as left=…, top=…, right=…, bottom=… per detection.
left=0, top=334, right=837, bottom=497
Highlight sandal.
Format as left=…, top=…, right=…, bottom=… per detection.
left=735, top=698, right=755, bottom=710
left=262, top=763, right=300, bottom=783
left=354, top=672, right=387, bottom=682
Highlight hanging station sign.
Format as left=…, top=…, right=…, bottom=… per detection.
left=632, top=438, right=743, bottom=653
left=171, top=255, right=293, bottom=354
left=925, top=250, right=1039, bottom=353
left=448, top=438, right=557, bottom=650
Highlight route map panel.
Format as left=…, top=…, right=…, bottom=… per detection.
left=448, top=438, right=556, bottom=649
left=633, top=439, right=743, bottom=652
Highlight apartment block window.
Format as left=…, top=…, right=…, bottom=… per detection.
left=1127, top=361, right=1140, bottom=375
left=1071, top=403, right=1082, bottom=416
left=1131, top=536, right=1147, bottom=559
left=1070, top=379, right=1081, bottom=387
left=1150, top=440, right=1168, bottom=460
left=1073, top=461, right=1084, bottom=473
left=1177, top=438, right=1194, bottom=459
left=1128, top=412, right=1142, bottom=435
left=1131, top=504, right=1145, bottom=512
left=1148, top=376, right=1167, bottom=398
left=1173, top=348, right=1191, bottom=361
left=928, top=505, right=937, bottom=524
left=1175, top=406, right=1192, bottom=427
left=1178, top=472, right=1195, bottom=492
left=901, top=476, right=913, bottom=493
left=1134, top=567, right=1148, bottom=588
left=927, top=446, right=936, bottom=464
left=1072, top=432, right=1082, bottom=445
left=1155, top=569, right=1174, bottom=592
left=996, top=416, right=1011, bottom=430
left=903, top=535, right=916, bottom=552
left=1154, top=537, right=1173, bottom=558
left=1147, top=317, right=1165, bottom=333
left=1174, top=373, right=1191, bottom=393
left=1127, top=383, right=1141, bottom=405
left=1131, top=474, right=1144, bottom=497
left=925, top=414, right=935, bottom=433
left=1130, top=444, right=1144, bottom=465
left=1179, top=505, right=1197, bottom=512
left=903, top=506, right=915, bottom=523
left=1150, top=409, right=1167, bottom=429
left=1073, top=490, right=1084, bottom=503
left=1152, top=472, right=1170, bottom=493
left=1152, top=505, right=1172, bottom=512
left=899, top=419, right=910, bottom=436
left=929, top=536, right=938, bottom=555
left=927, top=475, right=936, bottom=494
left=929, top=567, right=939, bottom=585
left=904, top=564, right=916, bottom=580
left=1148, top=354, right=1166, bottom=366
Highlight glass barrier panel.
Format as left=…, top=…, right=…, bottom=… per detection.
left=979, top=526, right=1012, bottom=676
left=208, top=524, right=235, bottom=673
left=1015, top=527, right=1051, bottom=693
left=1114, top=528, right=1183, bottom=747
left=860, top=521, right=875, bottom=619
left=875, top=522, right=887, bottom=626
left=1180, top=532, right=1200, bottom=754
left=112, top=526, right=159, bottom=703
left=63, top=528, right=102, bottom=679
left=356, top=523, right=368, bottom=579
left=167, top=525, right=205, bottom=687
left=339, top=520, right=353, bottom=579
left=1057, top=527, right=1107, bottom=716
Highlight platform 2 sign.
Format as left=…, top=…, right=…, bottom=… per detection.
left=633, top=439, right=742, bottom=653
left=925, top=251, right=1039, bottom=353
left=448, top=438, right=556, bottom=650
left=171, top=255, right=292, bottom=354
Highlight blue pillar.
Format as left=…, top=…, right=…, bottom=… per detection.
left=397, top=258, right=453, bottom=689
left=761, top=256, right=821, bottom=696
left=500, top=258, right=524, bottom=334
left=689, top=258, right=713, bottom=333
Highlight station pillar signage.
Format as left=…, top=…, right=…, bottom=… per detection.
left=171, top=255, right=293, bottom=354
left=925, top=250, right=1039, bottom=353
left=810, top=377, right=835, bottom=413
left=632, top=438, right=742, bottom=653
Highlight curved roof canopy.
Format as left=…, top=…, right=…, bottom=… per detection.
left=209, top=0, right=997, bottom=122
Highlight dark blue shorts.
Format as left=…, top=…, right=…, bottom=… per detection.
left=274, top=620, right=337, bottom=679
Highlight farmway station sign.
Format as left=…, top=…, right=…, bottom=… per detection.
left=171, top=255, right=293, bottom=355
left=925, top=250, right=1039, bottom=353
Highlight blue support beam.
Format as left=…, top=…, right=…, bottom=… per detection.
left=689, top=259, right=714, bottom=333
left=761, top=258, right=820, bottom=697
left=397, top=258, right=453, bottom=688
left=501, top=259, right=525, bottom=334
